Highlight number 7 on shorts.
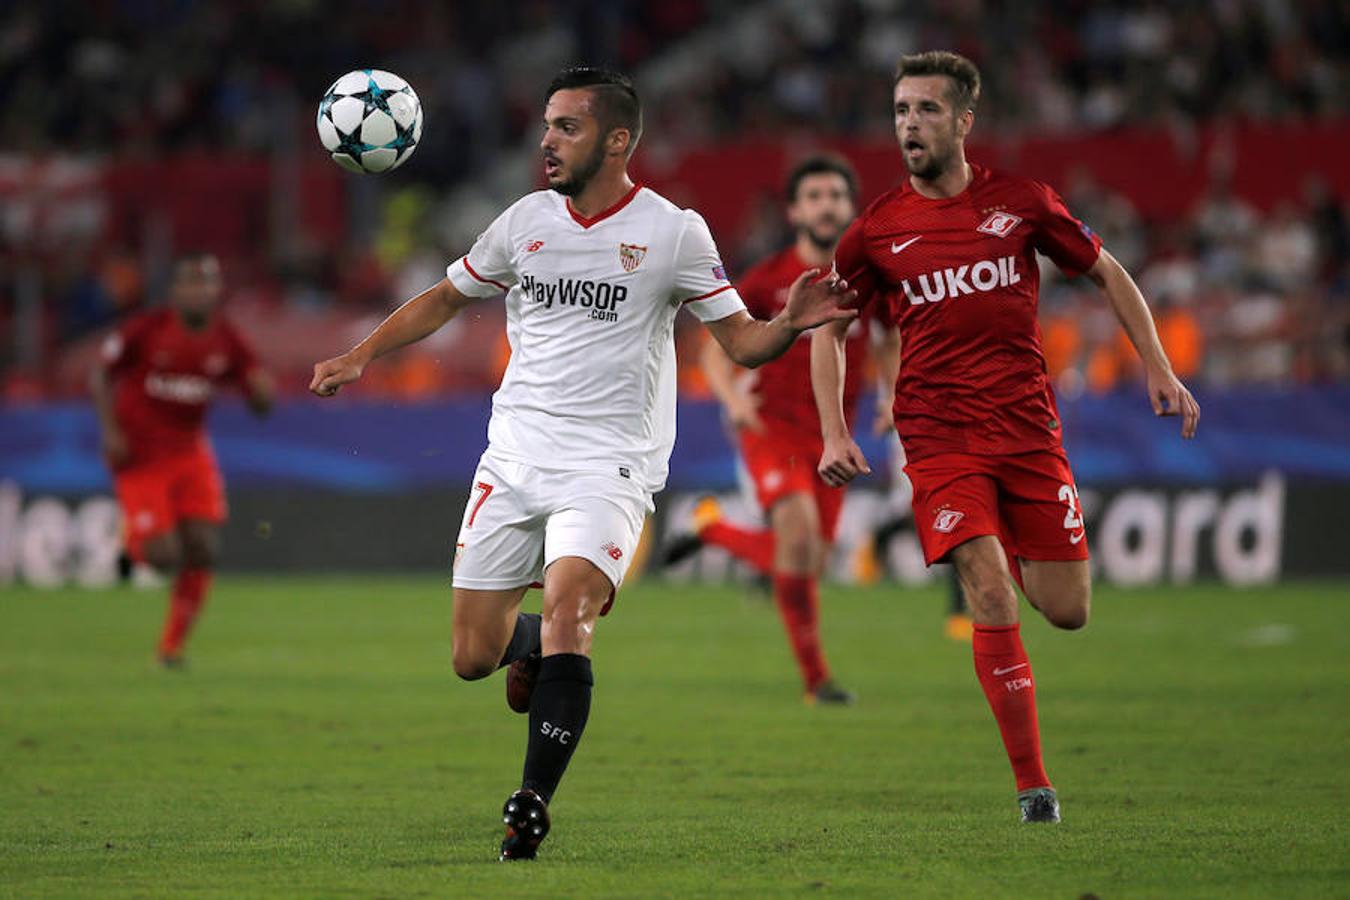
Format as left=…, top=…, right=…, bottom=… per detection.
left=467, top=481, right=494, bottom=527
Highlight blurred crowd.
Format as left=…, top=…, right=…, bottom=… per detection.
left=0, top=0, right=1347, bottom=400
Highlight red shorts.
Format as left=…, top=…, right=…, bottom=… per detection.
left=738, top=426, right=846, bottom=542
left=905, top=448, right=1089, bottom=566
left=113, top=449, right=227, bottom=562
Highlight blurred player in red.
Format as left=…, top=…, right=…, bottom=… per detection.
left=90, top=254, right=273, bottom=667
left=670, top=156, right=900, bottom=705
left=814, top=52, right=1199, bottom=822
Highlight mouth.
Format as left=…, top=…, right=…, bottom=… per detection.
left=904, top=139, right=926, bottom=156
left=543, top=156, right=562, bottom=178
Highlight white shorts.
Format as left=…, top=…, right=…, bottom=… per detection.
left=452, top=451, right=653, bottom=593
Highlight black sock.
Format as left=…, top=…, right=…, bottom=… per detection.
left=498, top=613, right=542, bottom=668
left=521, top=653, right=593, bottom=804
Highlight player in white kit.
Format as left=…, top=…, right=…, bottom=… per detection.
left=310, top=67, right=857, bottom=860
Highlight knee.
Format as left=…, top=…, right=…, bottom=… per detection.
left=142, top=539, right=182, bottom=573
left=1041, top=587, right=1091, bottom=631
left=182, top=538, right=217, bottom=570
left=451, top=641, right=497, bottom=681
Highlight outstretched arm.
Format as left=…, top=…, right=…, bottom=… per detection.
left=310, top=278, right=477, bottom=396
left=704, top=268, right=857, bottom=368
left=1086, top=249, right=1200, bottom=438
left=811, top=318, right=871, bottom=487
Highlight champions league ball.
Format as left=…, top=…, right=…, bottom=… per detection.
left=317, top=69, right=423, bottom=174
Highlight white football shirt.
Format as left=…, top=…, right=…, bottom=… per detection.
left=446, top=184, right=746, bottom=493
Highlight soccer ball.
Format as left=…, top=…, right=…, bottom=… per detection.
left=317, top=69, right=423, bottom=174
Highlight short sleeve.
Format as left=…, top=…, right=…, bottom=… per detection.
left=1032, top=183, right=1102, bottom=277
left=672, top=211, right=746, bottom=323
left=100, top=315, right=151, bottom=374
left=832, top=217, right=884, bottom=311
left=447, top=207, right=517, bottom=298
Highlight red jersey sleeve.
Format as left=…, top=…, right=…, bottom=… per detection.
left=99, top=314, right=154, bottom=376
left=833, top=217, right=883, bottom=311
left=1031, top=182, right=1102, bottom=277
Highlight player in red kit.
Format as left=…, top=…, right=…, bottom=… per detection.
left=675, top=156, right=900, bottom=705
left=814, top=52, right=1199, bottom=822
left=90, top=254, right=273, bottom=667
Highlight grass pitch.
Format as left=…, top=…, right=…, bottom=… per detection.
left=1, top=576, right=1347, bottom=898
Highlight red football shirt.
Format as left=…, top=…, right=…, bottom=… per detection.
left=737, top=245, right=877, bottom=434
left=833, top=164, right=1102, bottom=461
left=100, top=309, right=259, bottom=467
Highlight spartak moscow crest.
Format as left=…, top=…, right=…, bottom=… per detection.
left=619, top=242, right=647, bottom=273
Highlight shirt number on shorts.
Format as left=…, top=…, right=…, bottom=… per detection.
left=467, top=481, right=494, bottom=527
left=1058, top=483, right=1083, bottom=530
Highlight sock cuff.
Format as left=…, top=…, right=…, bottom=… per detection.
left=539, top=652, right=593, bottom=686
left=772, top=573, right=815, bottom=589
left=973, top=623, right=1020, bottom=634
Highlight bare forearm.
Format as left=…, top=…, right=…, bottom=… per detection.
left=89, top=369, right=120, bottom=433
left=724, top=313, right=801, bottom=368
left=1091, top=252, right=1171, bottom=373
left=811, top=325, right=850, bottom=439
left=347, top=280, right=462, bottom=365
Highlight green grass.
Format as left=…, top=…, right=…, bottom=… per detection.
left=1, top=577, right=1348, bottom=898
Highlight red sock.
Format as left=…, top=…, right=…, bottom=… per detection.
left=158, top=568, right=212, bottom=658
left=699, top=522, right=774, bottom=575
left=972, top=624, right=1051, bottom=792
left=772, top=574, right=829, bottom=692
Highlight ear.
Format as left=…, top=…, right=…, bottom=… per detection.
left=957, top=108, right=975, bottom=139
left=608, top=127, right=631, bottom=157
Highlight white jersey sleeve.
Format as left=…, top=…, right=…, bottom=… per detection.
left=671, top=211, right=745, bottom=323
left=447, top=207, right=517, bottom=298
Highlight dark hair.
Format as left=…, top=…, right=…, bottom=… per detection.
left=894, top=50, right=981, bottom=112
left=785, top=154, right=859, bottom=203
left=546, top=66, right=643, bottom=153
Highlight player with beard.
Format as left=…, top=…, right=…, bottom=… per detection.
left=813, top=51, right=1200, bottom=823
left=310, top=67, right=857, bottom=860
left=91, top=254, right=273, bottom=666
left=668, top=155, right=900, bottom=705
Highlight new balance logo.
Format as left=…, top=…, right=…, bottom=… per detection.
left=993, top=663, right=1028, bottom=676
left=891, top=235, right=922, bottom=254
left=902, top=256, right=1022, bottom=306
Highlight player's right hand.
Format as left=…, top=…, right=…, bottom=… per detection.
left=728, top=394, right=765, bottom=434
left=310, top=353, right=364, bottom=397
left=101, top=427, right=129, bottom=467
left=818, top=433, right=871, bottom=487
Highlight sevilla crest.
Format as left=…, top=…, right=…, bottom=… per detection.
left=619, top=243, right=647, bottom=273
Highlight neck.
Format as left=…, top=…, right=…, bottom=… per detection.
left=177, top=310, right=209, bottom=332
left=567, top=168, right=635, bottom=218
left=910, top=156, right=972, bottom=200
left=795, top=234, right=835, bottom=268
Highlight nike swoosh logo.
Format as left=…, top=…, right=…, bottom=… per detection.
left=891, top=235, right=922, bottom=254
left=1069, top=531, right=1085, bottom=544
left=993, top=663, right=1028, bottom=676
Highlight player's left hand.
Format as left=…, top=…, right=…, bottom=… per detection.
left=1146, top=366, right=1200, bottom=439
left=310, top=352, right=365, bottom=397
left=784, top=268, right=858, bottom=332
